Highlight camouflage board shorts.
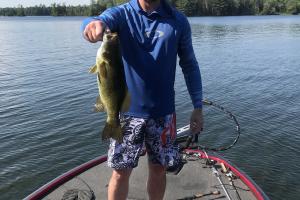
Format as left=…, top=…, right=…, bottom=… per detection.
left=107, top=113, right=180, bottom=170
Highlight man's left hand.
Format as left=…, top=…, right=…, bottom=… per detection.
left=190, top=108, right=203, bottom=134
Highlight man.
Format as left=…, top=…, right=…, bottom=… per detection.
left=82, top=0, right=203, bottom=199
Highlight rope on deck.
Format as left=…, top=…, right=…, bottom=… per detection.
left=61, top=177, right=95, bottom=200
left=61, top=189, right=95, bottom=200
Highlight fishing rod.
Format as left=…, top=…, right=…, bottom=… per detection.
left=228, top=175, right=242, bottom=200
left=184, top=99, right=241, bottom=152
left=178, top=99, right=242, bottom=200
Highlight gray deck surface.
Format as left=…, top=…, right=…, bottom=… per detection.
left=43, top=153, right=256, bottom=200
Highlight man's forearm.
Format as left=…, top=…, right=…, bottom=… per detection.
left=183, top=63, right=203, bottom=109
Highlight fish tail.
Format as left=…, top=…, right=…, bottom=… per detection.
left=102, top=121, right=123, bottom=142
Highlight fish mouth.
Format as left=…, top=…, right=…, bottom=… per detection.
left=104, top=33, right=119, bottom=43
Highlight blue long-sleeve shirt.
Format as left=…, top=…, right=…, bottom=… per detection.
left=82, top=0, right=202, bottom=118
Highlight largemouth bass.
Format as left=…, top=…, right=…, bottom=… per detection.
left=89, top=32, right=130, bottom=142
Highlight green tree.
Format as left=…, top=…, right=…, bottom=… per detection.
left=211, top=0, right=227, bottom=16
left=175, top=0, right=198, bottom=16
left=16, top=5, right=25, bottom=16
left=287, top=0, right=300, bottom=14
left=51, top=3, right=58, bottom=16
left=114, top=0, right=129, bottom=5
left=224, top=0, right=240, bottom=15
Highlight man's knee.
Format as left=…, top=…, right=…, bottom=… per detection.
left=148, top=163, right=166, bottom=176
left=111, top=169, right=132, bottom=182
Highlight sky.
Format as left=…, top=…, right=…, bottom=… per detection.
left=0, top=0, right=91, bottom=8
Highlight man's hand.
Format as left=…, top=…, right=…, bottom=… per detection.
left=83, top=20, right=106, bottom=43
left=190, top=108, right=203, bottom=134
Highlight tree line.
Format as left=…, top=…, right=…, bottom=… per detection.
left=0, top=0, right=299, bottom=16
left=171, top=0, right=300, bottom=15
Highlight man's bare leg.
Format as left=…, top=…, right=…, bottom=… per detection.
left=147, top=162, right=166, bottom=200
left=108, top=169, right=132, bottom=200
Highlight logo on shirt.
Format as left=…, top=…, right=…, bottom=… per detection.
left=145, top=30, right=164, bottom=39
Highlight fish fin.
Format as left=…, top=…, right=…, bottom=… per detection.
left=89, top=64, right=98, bottom=74
left=102, top=121, right=123, bottom=142
left=99, top=61, right=107, bottom=79
left=121, top=90, right=131, bottom=112
left=94, top=96, right=106, bottom=112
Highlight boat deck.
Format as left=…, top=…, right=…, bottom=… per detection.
left=43, top=152, right=256, bottom=200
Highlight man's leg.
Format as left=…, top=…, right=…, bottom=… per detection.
left=147, top=162, right=166, bottom=200
left=107, top=115, right=146, bottom=200
left=108, top=168, right=132, bottom=200
left=145, top=113, right=178, bottom=200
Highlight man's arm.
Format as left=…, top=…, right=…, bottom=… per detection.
left=178, top=16, right=203, bottom=134
left=81, top=7, right=121, bottom=43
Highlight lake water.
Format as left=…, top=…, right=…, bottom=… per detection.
left=0, top=16, right=299, bottom=200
